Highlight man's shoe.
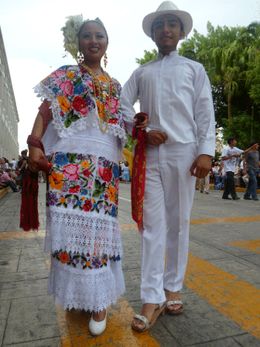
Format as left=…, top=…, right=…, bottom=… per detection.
left=243, top=196, right=252, bottom=200
left=232, top=197, right=240, bottom=200
left=222, top=197, right=231, bottom=200
left=252, top=198, right=259, bottom=201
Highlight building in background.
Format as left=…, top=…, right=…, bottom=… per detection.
left=0, top=27, right=19, bottom=160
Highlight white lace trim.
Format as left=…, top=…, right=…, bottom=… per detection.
left=48, top=258, right=125, bottom=311
left=45, top=206, right=122, bottom=256
left=34, top=84, right=126, bottom=142
left=50, top=131, right=123, bottom=164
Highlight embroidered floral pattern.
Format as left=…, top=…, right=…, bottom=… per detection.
left=52, top=249, right=121, bottom=269
left=39, top=65, right=125, bottom=131
left=47, top=152, right=119, bottom=217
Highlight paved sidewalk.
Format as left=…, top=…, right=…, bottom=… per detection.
left=0, top=184, right=259, bottom=346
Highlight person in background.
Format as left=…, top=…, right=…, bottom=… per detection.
left=121, top=1, right=215, bottom=332
left=0, top=169, right=19, bottom=192
left=243, top=141, right=259, bottom=201
left=27, top=15, right=126, bottom=336
left=221, top=137, right=255, bottom=200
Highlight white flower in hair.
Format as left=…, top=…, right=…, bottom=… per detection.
left=61, top=15, right=84, bottom=59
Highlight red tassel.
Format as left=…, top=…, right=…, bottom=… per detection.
left=20, top=169, right=40, bottom=231
left=20, top=158, right=52, bottom=232
left=131, top=125, right=147, bottom=231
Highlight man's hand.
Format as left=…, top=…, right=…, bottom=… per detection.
left=147, top=130, right=168, bottom=146
left=190, top=154, right=212, bottom=178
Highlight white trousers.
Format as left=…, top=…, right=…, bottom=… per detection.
left=141, top=142, right=197, bottom=304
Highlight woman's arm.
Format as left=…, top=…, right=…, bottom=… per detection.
left=28, top=100, right=52, bottom=172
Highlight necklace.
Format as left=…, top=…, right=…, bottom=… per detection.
left=81, top=63, right=116, bottom=133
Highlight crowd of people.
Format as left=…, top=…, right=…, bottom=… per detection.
left=0, top=0, right=259, bottom=338
left=0, top=150, right=30, bottom=192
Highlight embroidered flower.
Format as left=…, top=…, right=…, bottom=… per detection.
left=54, top=153, right=69, bottom=166
left=60, top=81, right=74, bottom=96
left=57, top=95, right=71, bottom=113
left=106, top=185, right=117, bottom=203
left=112, top=164, right=119, bottom=178
left=69, top=185, right=80, bottom=193
left=49, top=171, right=64, bottom=190
left=66, top=71, right=75, bottom=79
left=98, top=167, right=112, bottom=183
left=82, top=168, right=92, bottom=178
left=47, top=191, right=59, bottom=206
left=107, top=97, right=119, bottom=114
left=59, top=251, right=70, bottom=264
left=72, top=95, right=88, bottom=115
left=63, top=163, right=79, bottom=181
left=83, top=199, right=92, bottom=212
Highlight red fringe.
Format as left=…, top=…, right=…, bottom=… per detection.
left=131, top=126, right=147, bottom=231
left=20, top=169, right=40, bottom=231
left=20, top=158, right=52, bottom=232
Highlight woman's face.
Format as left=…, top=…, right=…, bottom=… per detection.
left=78, top=21, right=108, bottom=65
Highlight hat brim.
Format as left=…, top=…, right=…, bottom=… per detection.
left=142, top=9, right=193, bottom=38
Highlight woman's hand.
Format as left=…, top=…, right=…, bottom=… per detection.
left=28, top=147, right=46, bottom=172
left=190, top=154, right=212, bottom=178
left=147, top=130, right=168, bottom=146
left=134, top=112, right=148, bottom=129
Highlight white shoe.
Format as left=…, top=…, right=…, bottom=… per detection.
left=89, top=311, right=107, bottom=336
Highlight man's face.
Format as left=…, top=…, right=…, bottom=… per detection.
left=152, top=14, right=184, bottom=55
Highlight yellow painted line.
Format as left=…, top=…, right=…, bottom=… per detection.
left=229, top=239, right=260, bottom=254
left=0, top=230, right=45, bottom=240
left=186, top=253, right=260, bottom=339
left=191, top=215, right=260, bottom=225
left=57, top=300, right=160, bottom=347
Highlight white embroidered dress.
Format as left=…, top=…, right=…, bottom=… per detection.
left=35, top=65, right=126, bottom=311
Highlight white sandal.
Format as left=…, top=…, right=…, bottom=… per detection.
left=131, top=303, right=166, bottom=332
left=166, top=299, right=184, bottom=315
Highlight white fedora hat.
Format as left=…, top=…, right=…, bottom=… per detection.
left=142, top=1, right=193, bottom=38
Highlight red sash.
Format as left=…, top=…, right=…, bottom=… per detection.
left=131, top=119, right=147, bottom=231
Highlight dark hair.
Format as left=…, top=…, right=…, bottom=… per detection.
left=78, top=18, right=109, bottom=42
left=227, top=137, right=236, bottom=145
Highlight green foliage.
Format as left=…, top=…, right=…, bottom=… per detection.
left=136, top=49, right=158, bottom=65
left=222, top=112, right=260, bottom=148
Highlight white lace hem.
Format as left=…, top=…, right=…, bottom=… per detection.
left=48, top=258, right=125, bottom=311
left=45, top=206, right=122, bottom=257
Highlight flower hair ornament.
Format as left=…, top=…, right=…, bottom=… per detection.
left=61, top=15, right=84, bottom=60
left=61, top=15, right=108, bottom=61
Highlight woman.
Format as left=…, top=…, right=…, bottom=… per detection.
left=27, top=16, right=126, bottom=336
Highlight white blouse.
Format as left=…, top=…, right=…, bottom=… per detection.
left=121, top=50, right=215, bottom=156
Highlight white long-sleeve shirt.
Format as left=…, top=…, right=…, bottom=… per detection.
left=120, top=50, right=215, bottom=156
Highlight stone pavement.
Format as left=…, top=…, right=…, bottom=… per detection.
left=0, top=184, right=260, bottom=347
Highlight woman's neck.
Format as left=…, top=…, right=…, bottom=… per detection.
left=82, top=61, right=102, bottom=74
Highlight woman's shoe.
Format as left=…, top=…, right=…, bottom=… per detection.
left=131, top=302, right=166, bottom=333
left=89, top=310, right=107, bottom=336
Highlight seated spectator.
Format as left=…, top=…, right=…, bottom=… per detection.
left=0, top=169, right=19, bottom=192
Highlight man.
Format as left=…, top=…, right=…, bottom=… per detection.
left=121, top=1, right=215, bottom=332
left=221, top=138, right=255, bottom=200
left=243, top=141, right=259, bottom=201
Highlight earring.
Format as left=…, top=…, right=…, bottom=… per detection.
left=77, top=51, right=84, bottom=64
left=103, top=52, right=108, bottom=68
